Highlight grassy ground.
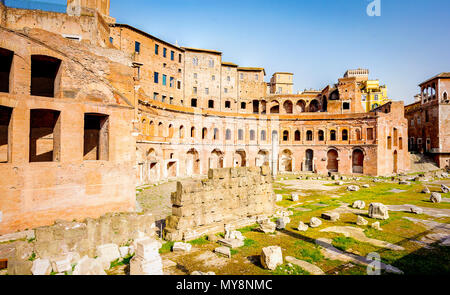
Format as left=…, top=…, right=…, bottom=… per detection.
left=109, top=175, right=450, bottom=275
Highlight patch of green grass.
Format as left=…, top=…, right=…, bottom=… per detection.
left=159, top=241, right=175, bottom=254
left=28, top=252, right=36, bottom=262
left=332, top=236, right=358, bottom=252
left=272, top=263, right=310, bottom=275
left=243, top=238, right=258, bottom=248
left=294, top=240, right=324, bottom=263
left=189, top=236, right=209, bottom=246
left=230, top=249, right=239, bottom=256
left=238, top=225, right=258, bottom=234
left=110, top=254, right=134, bottom=269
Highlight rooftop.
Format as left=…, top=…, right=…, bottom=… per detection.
left=419, top=72, right=450, bottom=86
left=181, top=47, right=222, bottom=55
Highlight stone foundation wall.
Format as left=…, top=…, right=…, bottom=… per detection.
left=5, top=212, right=156, bottom=275
left=164, top=166, right=276, bottom=242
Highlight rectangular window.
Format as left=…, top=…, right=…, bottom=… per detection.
left=194, top=73, right=198, bottom=79
left=155, top=44, right=159, bottom=55
left=212, top=75, right=215, bottom=81
left=208, top=100, right=214, bottom=109
left=343, top=102, right=350, bottom=110
left=162, top=74, right=167, bottom=86
left=193, top=87, right=197, bottom=95
left=163, top=48, right=167, bottom=58
left=0, top=48, right=13, bottom=93
left=31, top=55, right=61, bottom=98
left=0, top=106, right=12, bottom=163
left=84, top=113, right=109, bottom=161
left=178, top=54, right=182, bottom=63
left=374, top=94, right=379, bottom=101
left=135, top=41, right=141, bottom=53
left=170, top=97, right=174, bottom=104
left=240, top=73, right=244, bottom=80
left=162, top=96, right=166, bottom=103
left=177, top=81, right=181, bottom=90
left=191, top=99, right=197, bottom=107
left=154, top=72, right=159, bottom=84
left=170, top=77, right=174, bottom=88
left=367, top=128, right=374, bottom=140
left=209, top=59, right=214, bottom=67
left=227, top=76, right=230, bottom=82
left=238, top=129, right=244, bottom=141
left=255, top=74, right=258, bottom=81
left=225, top=101, right=231, bottom=109
left=30, top=109, right=61, bottom=162
left=171, top=51, right=174, bottom=61
left=153, top=92, right=158, bottom=100
left=205, top=88, right=209, bottom=95
left=241, top=102, right=246, bottom=110
left=224, top=88, right=228, bottom=93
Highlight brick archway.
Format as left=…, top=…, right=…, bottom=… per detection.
left=327, top=149, right=339, bottom=172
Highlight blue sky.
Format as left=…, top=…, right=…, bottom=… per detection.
left=44, top=0, right=450, bottom=103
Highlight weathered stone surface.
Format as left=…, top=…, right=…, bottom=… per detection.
left=410, top=207, right=424, bottom=215
left=173, top=242, right=192, bottom=252
left=218, top=239, right=244, bottom=249
left=310, top=217, right=322, bottom=228
left=73, top=256, right=106, bottom=275
left=96, top=244, right=121, bottom=267
left=119, top=247, right=130, bottom=258
left=51, top=256, right=72, bottom=273
left=362, top=184, right=370, bottom=188
left=292, top=194, right=299, bottom=202
left=431, top=192, right=442, bottom=204
left=371, top=222, right=382, bottom=231
left=135, top=239, right=161, bottom=261
left=336, top=181, right=344, bottom=186
left=31, top=259, right=52, bottom=275
left=352, top=200, right=366, bottom=209
left=347, top=185, right=360, bottom=192
left=260, top=246, right=283, bottom=270
left=214, top=247, right=231, bottom=258
left=356, top=216, right=368, bottom=226
left=285, top=256, right=325, bottom=275
left=130, top=255, right=163, bottom=275
left=422, top=187, right=431, bottom=194
left=276, top=218, right=286, bottom=230
left=258, top=220, right=276, bottom=234
left=321, top=212, right=340, bottom=222
left=442, top=185, right=450, bottom=194
left=207, top=234, right=219, bottom=243
left=276, top=194, right=283, bottom=202
left=368, top=203, right=389, bottom=220
left=297, top=222, right=309, bottom=232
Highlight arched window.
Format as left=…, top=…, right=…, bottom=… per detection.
left=295, top=130, right=301, bottom=141
left=318, top=130, right=324, bottom=141
left=387, top=136, right=392, bottom=149
left=168, top=124, right=174, bottom=138
left=226, top=129, right=232, bottom=140
left=191, top=127, right=195, bottom=138
left=213, top=128, right=219, bottom=140
left=306, top=130, right=313, bottom=141
left=158, top=122, right=163, bottom=137
left=31, top=55, right=62, bottom=98
left=202, top=128, right=208, bottom=140
left=261, top=130, right=267, bottom=141
left=179, top=125, right=185, bottom=139
left=330, top=130, right=337, bottom=141
left=444, top=92, right=448, bottom=101
left=283, top=130, right=289, bottom=142
left=342, top=129, right=348, bottom=141
left=149, top=121, right=154, bottom=136
left=238, top=129, right=244, bottom=141
left=355, top=129, right=361, bottom=140
left=250, top=130, right=256, bottom=141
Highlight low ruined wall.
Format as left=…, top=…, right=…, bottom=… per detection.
left=164, top=166, right=276, bottom=242
left=6, top=212, right=156, bottom=275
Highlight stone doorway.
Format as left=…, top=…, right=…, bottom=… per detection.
left=352, top=149, right=364, bottom=174
left=327, top=149, right=339, bottom=173
left=393, top=150, right=398, bottom=174
left=305, top=149, right=314, bottom=172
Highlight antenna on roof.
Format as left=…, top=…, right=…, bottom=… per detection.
left=175, top=40, right=179, bottom=47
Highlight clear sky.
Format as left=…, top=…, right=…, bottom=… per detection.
left=46, top=0, right=450, bottom=103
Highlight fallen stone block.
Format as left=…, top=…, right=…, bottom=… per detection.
left=96, top=244, right=121, bottom=267
left=321, top=212, right=340, bottom=222
left=258, top=221, right=276, bottom=234
left=442, top=185, right=450, bottom=194
left=297, top=222, right=309, bottom=232
left=218, top=239, right=244, bottom=249
left=368, top=203, right=389, bottom=220
left=260, top=246, right=283, bottom=270
left=292, top=194, right=299, bottom=202
left=31, top=259, right=52, bottom=276
left=276, top=195, right=283, bottom=202
left=135, top=239, right=161, bottom=260
left=130, top=255, right=163, bottom=275
left=356, top=216, right=368, bottom=226
left=352, top=200, right=366, bottom=209
left=362, top=184, right=370, bottom=188
left=430, top=192, right=442, bottom=204
left=215, top=247, right=231, bottom=258
left=421, top=187, right=431, bottom=194
left=310, top=217, right=322, bottom=228
left=51, top=257, right=72, bottom=273
left=347, top=185, right=360, bottom=192
left=371, top=222, right=382, bottom=231
left=410, top=207, right=423, bottom=215
left=173, top=242, right=192, bottom=253
left=73, top=256, right=106, bottom=275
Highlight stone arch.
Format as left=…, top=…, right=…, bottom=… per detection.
left=158, top=122, right=163, bottom=137
left=327, top=149, right=339, bottom=173
left=280, top=149, right=293, bottom=172
left=443, top=91, right=448, bottom=101
left=202, top=127, right=208, bottom=139
left=210, top=149, right=224, bottom=169
left=283, top=100, right=293, bottom=114
left=283, top=130, right=289, bottom=142
left=235, top=150, right=247, bottom=167
left=168, top=124, right=174, bottom=138
left=308, top=99, right=320, bottom=112
left=296, top=100, right=306, bottom=112
left=179, top=125, right=185, bottom=139
left=294, top=130, right=301, bottom=141
left=186, top=148, right=200, bottom=176
left=270, top=100, right=280, bottom=114
left=256, top=150, right=269, bottom=167
left=305, top=149, right=314, bottom=172
left=149, top=121, right=155, bottom=136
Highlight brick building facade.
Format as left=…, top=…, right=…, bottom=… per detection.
left=0, top=0, right=411, bottom=234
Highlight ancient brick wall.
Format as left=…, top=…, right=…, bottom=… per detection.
left=163, top=166, right=275, bottom=242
